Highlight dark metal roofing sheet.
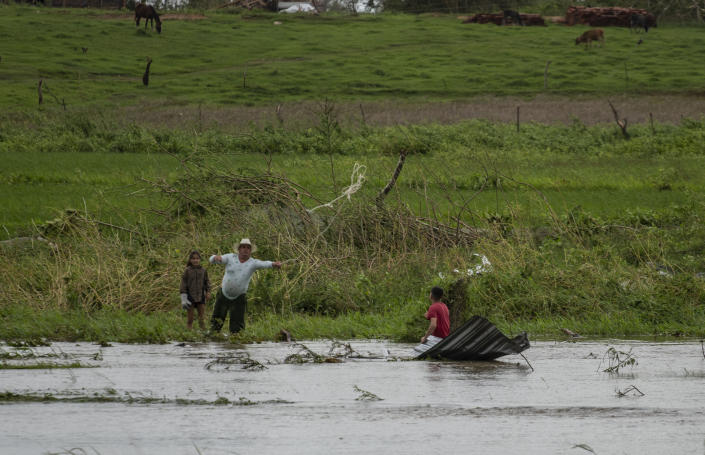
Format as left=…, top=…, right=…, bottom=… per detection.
left=416, top=315, right=529, bottom=361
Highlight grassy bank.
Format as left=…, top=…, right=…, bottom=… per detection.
left=2, top=300, right=700, bottom=344
left=3, top=117, right=705, bottom=341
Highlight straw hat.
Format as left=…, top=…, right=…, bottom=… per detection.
left=237, top=238, right=256, bottom=252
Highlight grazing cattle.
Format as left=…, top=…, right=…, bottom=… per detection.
left=575, top=29, right=604, bottom=49
left=502, top=9, right=523, bottom=26
left=630, top=13, right=650, bottom=33
left=135, top=3, right=162, bottom=34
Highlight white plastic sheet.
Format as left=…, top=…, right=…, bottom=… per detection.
left=438, top=253, right=492, bottom=279
left=280, top=3, right=317, bottom=13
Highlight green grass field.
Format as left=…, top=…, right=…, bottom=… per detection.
left=2, top=5, right=705, bottom=111
left=3, top=6, right=705, bottom=341
left=3, top=122, right=705, bottom=236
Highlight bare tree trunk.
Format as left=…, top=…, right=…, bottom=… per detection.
left=142, top=58, right=152, bottom=86
left=376, top=151, right=407, bottom=206
left=543, top=60, right=551, bottom=90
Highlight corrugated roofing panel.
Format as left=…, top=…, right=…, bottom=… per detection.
left=417, top=315, right=529, bottom=361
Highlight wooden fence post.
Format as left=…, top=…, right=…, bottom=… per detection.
left=544, top=60, right=551, bottom=90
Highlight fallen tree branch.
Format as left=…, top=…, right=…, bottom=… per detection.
left=376, top=151, right=407, bottom=206
left=83, top=218, right=143, bottom=237
left=520, top=352, right=534, bottom=371
left=608, top=99, right=630, bottom=139
left=616, top=385, right=645, bottom=397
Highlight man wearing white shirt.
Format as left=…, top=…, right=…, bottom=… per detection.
left=209, top=238, right=282, bottom=334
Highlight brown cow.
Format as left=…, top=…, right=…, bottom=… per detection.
left=575, top=29, right=604, bottom=49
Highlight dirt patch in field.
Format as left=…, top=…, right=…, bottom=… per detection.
left=108, top=94, right=705, bottom=132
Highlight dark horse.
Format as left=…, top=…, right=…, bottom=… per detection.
left=135, top=3, right=162, bottom=34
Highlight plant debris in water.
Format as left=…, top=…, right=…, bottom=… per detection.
left=0, top=345, right=101, bottom=369
left=571, top=443, right=597, bottom=454
left=0, top=361, right=94, bottom=370
left=204, top=352, right=268, bottom=371
left=0, top=391, right=291, bottom=406
left=353, top=385, right=383, bottom=401
left=681, top=368, right=705, bottom=377
left=599, top=347, right=638, bottom=374
left=0, top=345, right=71, bottom=360
left=6, top=339, right=50, bottom=348
left=616, top=385, right=645, bottom=397
left=284, top=341, right=401, bottom=364
left=44, top=448, right=101, bottom=455
left=284, top=343, right=329, bottom=364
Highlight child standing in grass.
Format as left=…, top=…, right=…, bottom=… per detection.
left=180, top=251, right=211, bottom=330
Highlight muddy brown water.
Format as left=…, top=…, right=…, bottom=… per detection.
left=1, top=340, right=704, bottom=454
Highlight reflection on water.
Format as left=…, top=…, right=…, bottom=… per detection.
left=1, top=340, right=704, bottom=454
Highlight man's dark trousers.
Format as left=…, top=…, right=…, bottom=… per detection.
left=211, top=290, right=247, bottom=333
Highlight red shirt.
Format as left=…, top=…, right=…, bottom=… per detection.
left=425, top=302, right=450, bottom=338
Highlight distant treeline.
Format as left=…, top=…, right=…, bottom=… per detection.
left=7, top=0, right=705, bottom=19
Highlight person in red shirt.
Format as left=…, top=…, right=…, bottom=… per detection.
left=414, top=286, right=450, bottom=353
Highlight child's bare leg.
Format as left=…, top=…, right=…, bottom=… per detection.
left=187, top=306, right=195, bottom=329
left=196, top=303, right=206, bottom=330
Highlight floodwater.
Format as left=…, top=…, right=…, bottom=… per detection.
left=1, top=339, right=704, bottom=455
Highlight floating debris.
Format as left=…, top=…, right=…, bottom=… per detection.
left=417, top=316, right=529, bottom=361
left=571, top=443, right=596, bottom=454
left=328, top=340, right=355, bottom=358
left=0, top=391, right=291, bottom=406
left=0, top=361, right=94, bottom=370
left=6, top=338, right=50, bottom=347
left=353, top=385, right=383, bottom=401
left=204, top=352, right=268, bottom=370
left=0, top=345, right=100, bottom=369
left=616, top=385, right=645, bottom=397
left=682, top=368, right=705, bottom=378
left=599, top=347, right=637, bottom=374
left=284, top=341, right=397, bottom=364
left=284, top=343, right=329, bottom=364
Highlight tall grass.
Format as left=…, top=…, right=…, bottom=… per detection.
left=2, top=117, right=705, bottom=341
